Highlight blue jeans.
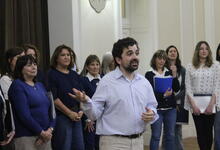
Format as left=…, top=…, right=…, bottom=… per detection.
left=175, top=124, right=184, bottom=150
left=150, top=108, right=176, bottom=150
left=52, top=114, right=85, bottom=150
left=215, top=111, right=220, bottom=150
left=162, top=124, right=184, bottom=150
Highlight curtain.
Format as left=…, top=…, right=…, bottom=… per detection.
left=0, top=0, right=50, bottom=71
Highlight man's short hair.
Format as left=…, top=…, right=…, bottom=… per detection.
left=112, top=37, right=138, bottom=66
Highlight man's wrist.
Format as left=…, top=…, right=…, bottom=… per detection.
left=82, top=96, right=89, bottom=103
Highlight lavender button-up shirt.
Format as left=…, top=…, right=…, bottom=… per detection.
left=82, top=67, right=158, bottom=135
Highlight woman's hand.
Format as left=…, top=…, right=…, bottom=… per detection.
left=204, top=104, right=214, bottom=115
left=35, top=137, right=44, bottom=146
left=164, top=88, right=172, bottom=97
left=0, top=131, right=15, bottom=146
left=170, top=65, right=177, bottom=77
left=68, top=111, right=83, bottom=121
left=191, top=104, right=201, bottom=115
left=40, top=130, right=52, bottom=142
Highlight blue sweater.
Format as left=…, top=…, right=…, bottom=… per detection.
left=80, top=77, right=100, bottom=98
left=47, top=68, right=84, bottom=114
left=80, top=76, right=100, bottom=122
left=8, top=79, right=54, bottom=138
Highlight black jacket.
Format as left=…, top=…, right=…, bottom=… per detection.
left=145, top=70, right=180, bottom=109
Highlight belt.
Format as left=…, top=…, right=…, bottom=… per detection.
left=193, top=94, right=212, bottom=96
left=113, top=133, right=143, bottom=139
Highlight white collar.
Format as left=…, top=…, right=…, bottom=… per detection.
left=149, top=67, right=169, bottom=77
left=86, top=73, right=101, bottom=82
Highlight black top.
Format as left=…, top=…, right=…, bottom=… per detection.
left=47, top=68, right=84, bottom=114
left=145, top=70, right=180, bottom=109
left=80, top=77, right=100, bottom=98
left=174, top=67, right=186, bottom=107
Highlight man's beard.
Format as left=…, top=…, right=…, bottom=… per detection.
left=124, top=59, right=139, bottom=73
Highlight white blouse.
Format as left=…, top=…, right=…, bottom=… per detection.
left=0, top=75, right=13, bottom=100
left=185, top=62, right=220, bottom=109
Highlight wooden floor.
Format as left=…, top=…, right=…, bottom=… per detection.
left=144, top=137, right=200, bottom=150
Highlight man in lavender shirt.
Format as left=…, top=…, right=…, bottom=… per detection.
left=70, top=37, right=158, bottom=150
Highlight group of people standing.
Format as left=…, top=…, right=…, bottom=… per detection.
left=0, top=37, right=220, bottom=150
left=147, top=41, right=220, bottom=150
left=0, top=43, right=116, bottom=150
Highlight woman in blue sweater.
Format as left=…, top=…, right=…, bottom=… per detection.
left=8, top=55, right=54, bottom=150
left=80, top=55, right=101, bottom=150
left=145, top=50, right=180, bottom=150
left=48, top=45, right=84, bottom=150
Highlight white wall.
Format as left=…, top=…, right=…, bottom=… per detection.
left=214, top=0, right=220, bottom=51
left=47, top=0, right=74, bottom=56
left=78, top=0, right=121, bottom=70
left=123, top=0, right=158, bottom=75
left=48, top=0, right=122, bottom=70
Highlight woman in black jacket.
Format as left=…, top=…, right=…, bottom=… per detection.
left=145, top=50, right=180, bottom=150
left=165, top=45, right=188, bottom=150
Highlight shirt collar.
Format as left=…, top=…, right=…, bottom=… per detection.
left=86, top=73, right=101, bottom=82
left=149, top=67, right=169, bottom=77
left=114, top=67, right=141, bottom=81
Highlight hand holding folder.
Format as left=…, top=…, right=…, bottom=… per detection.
left=154, top=76, right=173, bottom=93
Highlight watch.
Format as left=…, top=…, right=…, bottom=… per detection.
left=89, top=0, right=107, bottom=13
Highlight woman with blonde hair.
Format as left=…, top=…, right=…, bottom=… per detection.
left=185, top=41, right=220, bottom=150
left=80, top=55, right=101, bottom=150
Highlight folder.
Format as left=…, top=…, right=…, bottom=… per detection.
left=193, top=96, right=216, bottom=113
left=154, top=76, right=173, bottom=93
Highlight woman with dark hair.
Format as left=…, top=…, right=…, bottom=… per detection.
left=216, top=43, right=220, bottom=62
left=8, top=55, right=54, bottom=150
left=70, top=49, right=79, bottom=72
left=48, top=45, right=84, bottom=150
left=165, top=45, right=188, bottom=150
left=0, top=47, right=24, bottom=150
left=80, top=55, right=101, bottom=150
left=185, top=41, right=220, bottom=150
left=22, top=44, right=46, bottom=86
left=145, top=50, right=180, bottom=150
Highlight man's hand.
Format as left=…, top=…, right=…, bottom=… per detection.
left=0, top=131, right=15, bottom=146
left=85, top=120, right=95, bottom=132
left=68, top=88, right=89, bottom=103
left=141, top=108, right=155, bottom=123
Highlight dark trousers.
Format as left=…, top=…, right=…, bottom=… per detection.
left=83, top=130, right=99, bottom=150
left=192, top=114, right=215, bottom=150
left=82, top=115, right=99, bottom=150
left=52, top=114, right=85, bottom=150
